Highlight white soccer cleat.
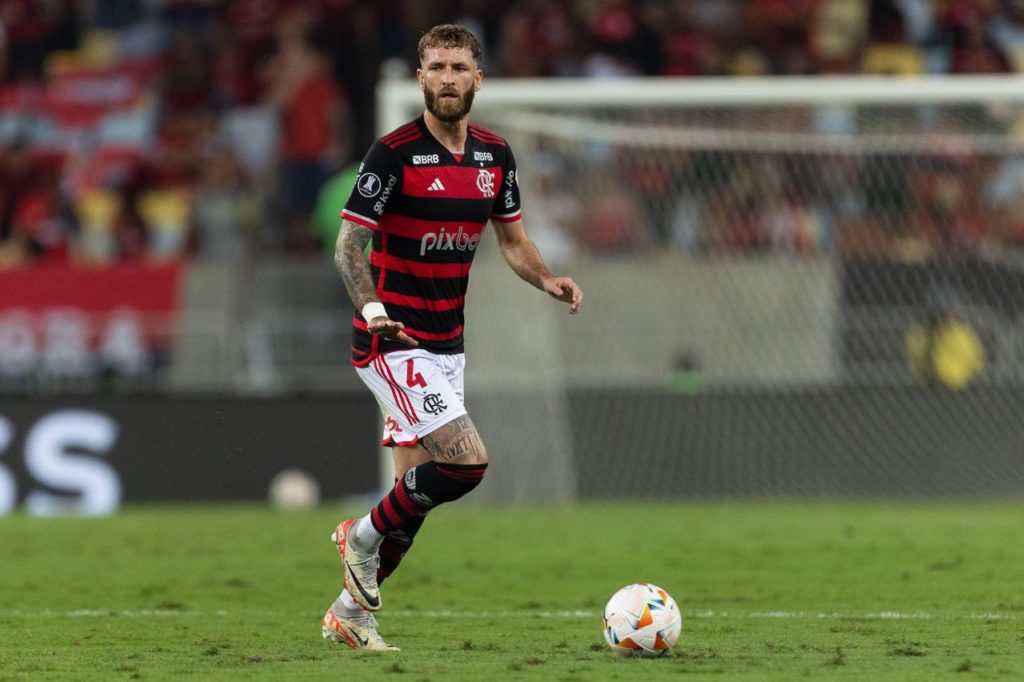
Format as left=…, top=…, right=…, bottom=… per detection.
left=332, top=518, right=382, bottom=611
left=321, top=608, right=399, bottom=651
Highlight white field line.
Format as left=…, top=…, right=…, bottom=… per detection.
left=0, top=609, right=1017, bottom=621
left=2, top=609, right=226, bottom=618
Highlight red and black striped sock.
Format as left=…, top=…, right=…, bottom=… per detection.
left=369, top=461, right=487, bottom=536
left=376, top=513, right=426, bottom=584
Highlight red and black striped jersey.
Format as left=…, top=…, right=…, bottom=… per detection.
left=341, top=115, right=522, bottom=365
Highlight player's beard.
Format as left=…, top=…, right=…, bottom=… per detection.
left=425, top=87, right=475, bottom=123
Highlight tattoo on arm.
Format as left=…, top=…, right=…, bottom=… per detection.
left=334, top=220, right=378, bottom=309
left=421, top=415, right=486, bottom=462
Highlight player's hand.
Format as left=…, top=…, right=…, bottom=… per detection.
left=541, top=276, right=583, bottom=315
left=367, top=316, right=419, bottom=347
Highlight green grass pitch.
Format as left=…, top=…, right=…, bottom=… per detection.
left=1, top=502, right=1023, bottom=680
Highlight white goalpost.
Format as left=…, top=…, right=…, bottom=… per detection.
left=378, top=75, right=1024, bottom=501
left=379, top=74, right=1024, bottom=124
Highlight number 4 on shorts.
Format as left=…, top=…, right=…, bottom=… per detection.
left=405, top=359, right=427, bottom=388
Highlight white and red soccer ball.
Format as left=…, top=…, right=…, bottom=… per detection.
left=602, top=583, right=682, bottom=657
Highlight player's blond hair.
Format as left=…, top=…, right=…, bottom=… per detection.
left=417, top=24, right=482, bottom=64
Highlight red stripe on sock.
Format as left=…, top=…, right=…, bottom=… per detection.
left=436, top=465, right=487, bottom=482
left=380, top=494, right=403, bottom=527
left=436, top=467, right=485, bottom=478
left=394, top=478, right=426, bottom=514
left=370, top=507, right=387, bottom=534
left=436, top=464, right=488, bottom=473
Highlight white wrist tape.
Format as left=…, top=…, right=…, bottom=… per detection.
left=362, top=301, right=387, bottom=321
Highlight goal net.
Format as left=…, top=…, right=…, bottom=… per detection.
left=378, top=75, right=1024, bottom=502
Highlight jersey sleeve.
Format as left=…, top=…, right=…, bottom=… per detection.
left=491, top=144, right=522, bottom=223
left=341, top=142, right=402, bottom=229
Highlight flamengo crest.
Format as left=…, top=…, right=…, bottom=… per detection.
left=476, top=169, right=495, bottom=197
left=423, top=393, right=447, bottom=414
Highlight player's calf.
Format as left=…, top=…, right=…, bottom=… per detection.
left=377, top=517, right=426, bottom=584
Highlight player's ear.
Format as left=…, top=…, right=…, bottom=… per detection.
left=473, top=70, right=482, bottom=91
left=416, top=69, right=425, bottom=91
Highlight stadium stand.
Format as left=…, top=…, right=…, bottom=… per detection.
left=3, top=1, right=1024, bottom=509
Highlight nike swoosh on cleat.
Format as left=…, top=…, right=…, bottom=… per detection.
left=345, top=563, right=380, bottom=609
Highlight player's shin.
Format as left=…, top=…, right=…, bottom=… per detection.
left=377, top=515, right=426, bottom=584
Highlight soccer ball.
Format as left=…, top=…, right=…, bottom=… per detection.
left=602, top=583, right=682, bottom=657
left=268, top=468, right=320, bottom=510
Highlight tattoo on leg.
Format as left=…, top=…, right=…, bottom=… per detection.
left=421, top=415, right=485, bottom=462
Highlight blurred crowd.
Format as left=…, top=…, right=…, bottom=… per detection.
left=2, top=0, right=1024, bottom=267
left=521, top=105, right=1024, bottom=262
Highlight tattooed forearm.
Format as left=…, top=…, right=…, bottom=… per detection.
left=334, top=220, right=379, bottom=310
left=421, top=415, right=487, bottom=463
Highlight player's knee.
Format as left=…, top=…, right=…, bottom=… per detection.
left=431, top=460, right=487, bottom=502
left=405, top=460, right=487, bottom=508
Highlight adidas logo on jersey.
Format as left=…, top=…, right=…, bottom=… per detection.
left=427, top=178, right=446, bottom=191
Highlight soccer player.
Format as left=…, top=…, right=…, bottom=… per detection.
left=321, top=23, right=583, bottom=650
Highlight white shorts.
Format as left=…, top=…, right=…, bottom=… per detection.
left=355, top=349, right=467, bottom=447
